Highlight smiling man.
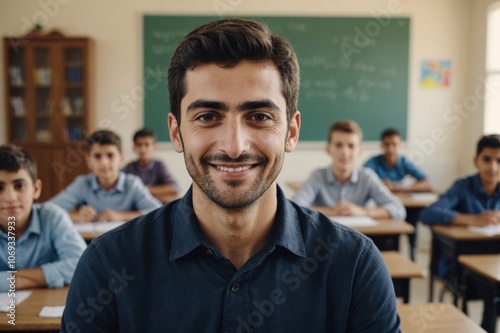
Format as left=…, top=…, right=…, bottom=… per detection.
left=61, top=19, right=400, bottom=333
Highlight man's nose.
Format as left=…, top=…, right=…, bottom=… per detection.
left=218, top=119, right=251, bottom=159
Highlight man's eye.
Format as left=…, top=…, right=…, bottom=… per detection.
left=14, top=183, right=26, bottom=191
left=196, top=114, right=216, bottom=122
left=250, top=113, right=272, bottom=123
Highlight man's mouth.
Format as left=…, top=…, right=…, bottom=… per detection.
left=216, top=165, right=253, bottom=173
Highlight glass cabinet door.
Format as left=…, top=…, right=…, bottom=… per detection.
left=62, top=47, right=85, bottom=141
left=7, top=46, right=27, bottom=142
left=33, top=46, right=53, bottom=142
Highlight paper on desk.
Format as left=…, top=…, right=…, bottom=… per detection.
left=408, top=192, right=439, bottom=202
left=74, top=221, right=125, bottom=233
left=469, top=224, right=500, bottom=236
left=329, top=216, right=379, bottom=227
left=39, top=306, right=65, bottom=318
left=0, top=290, right=32, bottom=312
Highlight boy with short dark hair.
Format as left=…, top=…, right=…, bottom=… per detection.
left=293, top=120, right=406, bottom=219
left=122, top=128, right=180, bottom=203
left=49, top=129, right=161, bottom=223
left=420, top=134, right=500, bottom=279
left=364, top=128, right=433, bottom=193
left=0, top=144, right=86, bottom=291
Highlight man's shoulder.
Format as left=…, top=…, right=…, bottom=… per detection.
left=31, top=202, right=72, bottom=230
left=364, top=154, right=384, bottom=166
left=358, top=167, right=380, bottom=181
left=122, top=160, right=138, bottom=172
left=290, top=200, right=372, bottom=247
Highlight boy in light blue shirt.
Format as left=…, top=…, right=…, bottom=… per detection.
left=293, top=121, right=406, bottom=219
left=50, top=130, right=161, bottom=223
left=0, top=144, right=86, bottom=291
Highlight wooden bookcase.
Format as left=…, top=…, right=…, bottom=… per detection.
left=3, top=31, right=95, bottom=201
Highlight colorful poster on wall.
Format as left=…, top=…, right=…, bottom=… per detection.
left=420, top=60, right=451, bottom=88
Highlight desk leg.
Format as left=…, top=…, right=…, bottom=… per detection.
left=405, top=207, right=421, bottom=261
left=480, top=280, right=497, bottom=333
left=392, top=279, right=410, bottom=304
left=429, top=232, right=440, bottom=302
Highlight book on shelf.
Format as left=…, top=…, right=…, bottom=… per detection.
left=37, top=100, right=54, bottom=115
left=10, top=96, right=25, bottom=116
left=9, top=66, right=24, bottom=86
left=67, top=67, right=82, bottom=83
left=34, top=68, right=52, bottom=85
left=66, top=127, right=84, bottom=141
left=62, top=97, right=84, bottom=115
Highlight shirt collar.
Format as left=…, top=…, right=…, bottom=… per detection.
left=326, top=166, right=360, bottom=185
left=0, top=204, right=42, bottom=241
left=90, top=172, right=126, bottom=193
left=170, top=185, right=306, bottom=261
left=472, top=173, right=500, bottom=197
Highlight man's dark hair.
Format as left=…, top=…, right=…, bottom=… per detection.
left=381, top=128, right=401, bottom=141
left=476, top=134, right=500, bottom=156
left=0, top=144, right=37, bottom=182
left=86, top=130, right=122, bottom=153
left=133, top=128, right=156, bottom=144
left=168, top=18, right=300, bottom=124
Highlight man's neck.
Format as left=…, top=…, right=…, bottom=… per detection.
left=384, top=155, right=397, bottom=168
left=480, top=178, right=499, bottom=197
left=138, top=158, right=151, bottom=168
left=97, top=176, right=119, bottom=191
left=192, top=187, right=277, bottom=270
left=333, top=167, right=353, bottom=185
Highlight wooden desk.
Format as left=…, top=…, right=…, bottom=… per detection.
left=355, top=219, right=414, bottom=251
left=395, top=192, right=438, bottom=209
left=398, top=303, right=486, bottom=333
left=429, top=225, right=500, bottom=303
left=459, top=254, right=500, bottom=333
left=381, top=251, right=425, bottom=303
left=0, top=287, right=68, bottom=332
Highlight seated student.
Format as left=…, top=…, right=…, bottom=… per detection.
left=293, top=121, right=406, bottom=219
left=364, top=128, right=433, bottom=193
left=122, top=128, right=180, bottom=203
left=49, top=130, right=161, bottom=223
left=420, top=134, right=500, bottom=279
left=0, top=145, right=86, bottom=292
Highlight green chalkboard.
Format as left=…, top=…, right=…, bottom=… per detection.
left=143, top=15, right=410, bottom=141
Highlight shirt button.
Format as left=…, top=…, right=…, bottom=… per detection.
left=231, top=283, right=240, bottom=292
left=206, top=249, right=214, bottom=256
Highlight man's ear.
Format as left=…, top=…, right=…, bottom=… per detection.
left=33, top=179, right=42, bottom=200
left=285, top=111, right=301, bottom=153
left=168, top=113, right=184, bottom=153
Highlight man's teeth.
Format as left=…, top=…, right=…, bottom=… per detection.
left=217, top=165, right=252, bottom=172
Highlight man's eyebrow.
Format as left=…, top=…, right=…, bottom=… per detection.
left=238, top=100, right=280, bottom=111
left=186, top=100, right=229, bottom=113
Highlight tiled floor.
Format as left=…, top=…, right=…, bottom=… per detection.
left=401, top=224, right=499, bottom=331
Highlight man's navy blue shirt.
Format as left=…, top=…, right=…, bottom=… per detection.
left=61, top=186, right=400, bottom=333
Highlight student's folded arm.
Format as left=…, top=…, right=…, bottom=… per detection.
left=407, top=178, right=433, bottom=193
left=347, top=240, right=400, bottom=333
left=41, top=210, right=87, bottom=288
left=48, top=176, right=85, bottom=212
left=365, top=207, right=391, bottom=219
left=419, top=183, right=462, bottom=225
left=366, top=170, right=406, bottom=220
left=291, top=171, right=322, bottom=209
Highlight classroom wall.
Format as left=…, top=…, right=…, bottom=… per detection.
left=0, top=0, right=494, bottom=197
